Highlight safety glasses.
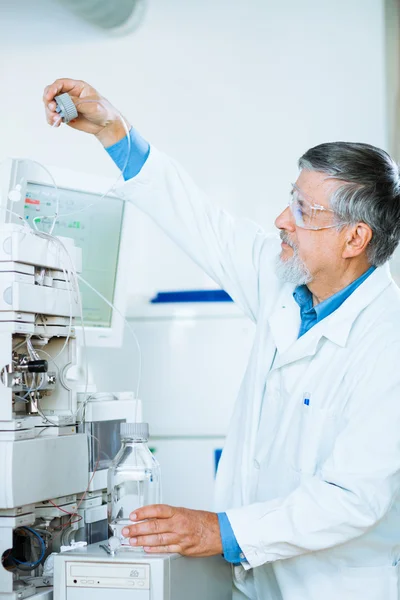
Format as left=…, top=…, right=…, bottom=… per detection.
left=289, top=183, right=345, bottom=231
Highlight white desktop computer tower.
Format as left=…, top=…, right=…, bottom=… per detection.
left=53, top=543, right=232, bottom=600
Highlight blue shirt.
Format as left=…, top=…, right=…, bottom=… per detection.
left=294, top=266, right=376, bottom=338
left=106, top=127, right=150, bottom=180
left=105, top=130, right=376, bottom=565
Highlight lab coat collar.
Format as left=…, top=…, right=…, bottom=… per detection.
left=268, top=264, right=392, bottom=368
left=319, top=263, right=392, bottom=345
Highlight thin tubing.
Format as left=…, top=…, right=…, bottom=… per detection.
left=46, top=99, right=131, bottom=221
left=11, top=527, right=46, bottom=568
left=11, top=158, right=60, bottom=236
left=77, top=273, right=142, bottom=401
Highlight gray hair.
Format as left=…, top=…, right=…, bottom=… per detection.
left=298, top=142, right=400, bottom=266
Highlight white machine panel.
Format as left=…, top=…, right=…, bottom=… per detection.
left=0, top=224, right=82, bottom=273
left=0, top=281, right=79, bottom=317
left=66, top=562, right=150, bottom=590
left=0, top=434, right=89, bottom=508
left=78, top=394, right=141, bottom=423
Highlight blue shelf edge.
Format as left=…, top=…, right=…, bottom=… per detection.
left=150, top=290, right=233, bottom=304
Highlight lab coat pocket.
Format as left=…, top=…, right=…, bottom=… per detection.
left=288, top=403, right=339, bottom=475
left=340, top=564, right=400, bottom=600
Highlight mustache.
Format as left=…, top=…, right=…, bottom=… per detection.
left=280, top=231, right=297, bottom=249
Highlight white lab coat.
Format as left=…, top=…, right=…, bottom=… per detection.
left=118, top=147, right=400, bottom=600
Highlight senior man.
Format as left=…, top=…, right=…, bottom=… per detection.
left=44, top=79, right=400, bottom=600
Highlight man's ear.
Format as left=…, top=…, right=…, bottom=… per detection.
left=342, top=223, right=373, bottom=258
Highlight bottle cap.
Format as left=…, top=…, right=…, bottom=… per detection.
left=54, top=93, right=78, bottom=124
left=120, top=422, right=149, bottom=440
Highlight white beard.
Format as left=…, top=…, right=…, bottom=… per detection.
left=275, top=250, right=312, bottom=286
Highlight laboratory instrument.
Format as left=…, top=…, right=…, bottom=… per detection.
left=0, top=157, right=232, bottom=599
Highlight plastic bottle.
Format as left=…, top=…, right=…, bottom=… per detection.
left=107, top=422, right=161, bottom=547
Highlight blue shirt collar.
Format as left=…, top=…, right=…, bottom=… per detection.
left=293, top=266, right=376, bottom=334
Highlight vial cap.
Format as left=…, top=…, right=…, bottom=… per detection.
left=120, top=422, right=149, bottom=440
left=54, top=93, right=78, bottom=124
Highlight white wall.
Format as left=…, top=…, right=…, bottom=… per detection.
left=0, top=0, right=387, bottom=297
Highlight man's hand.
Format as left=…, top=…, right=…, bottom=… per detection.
left=43, top=78, right=130, bottom=147
left=122, top=505, right=223, bottom=557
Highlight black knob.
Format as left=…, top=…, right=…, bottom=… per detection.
left=24, top=360, right=48, bottom=373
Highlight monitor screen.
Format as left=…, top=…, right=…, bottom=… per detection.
left=24, top=182, right=125, bottom=328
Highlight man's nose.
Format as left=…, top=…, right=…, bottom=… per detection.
left=275, top=206, right=296, bottom=231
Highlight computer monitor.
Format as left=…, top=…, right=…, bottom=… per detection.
left=0, top=158, right=130, bottom=347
